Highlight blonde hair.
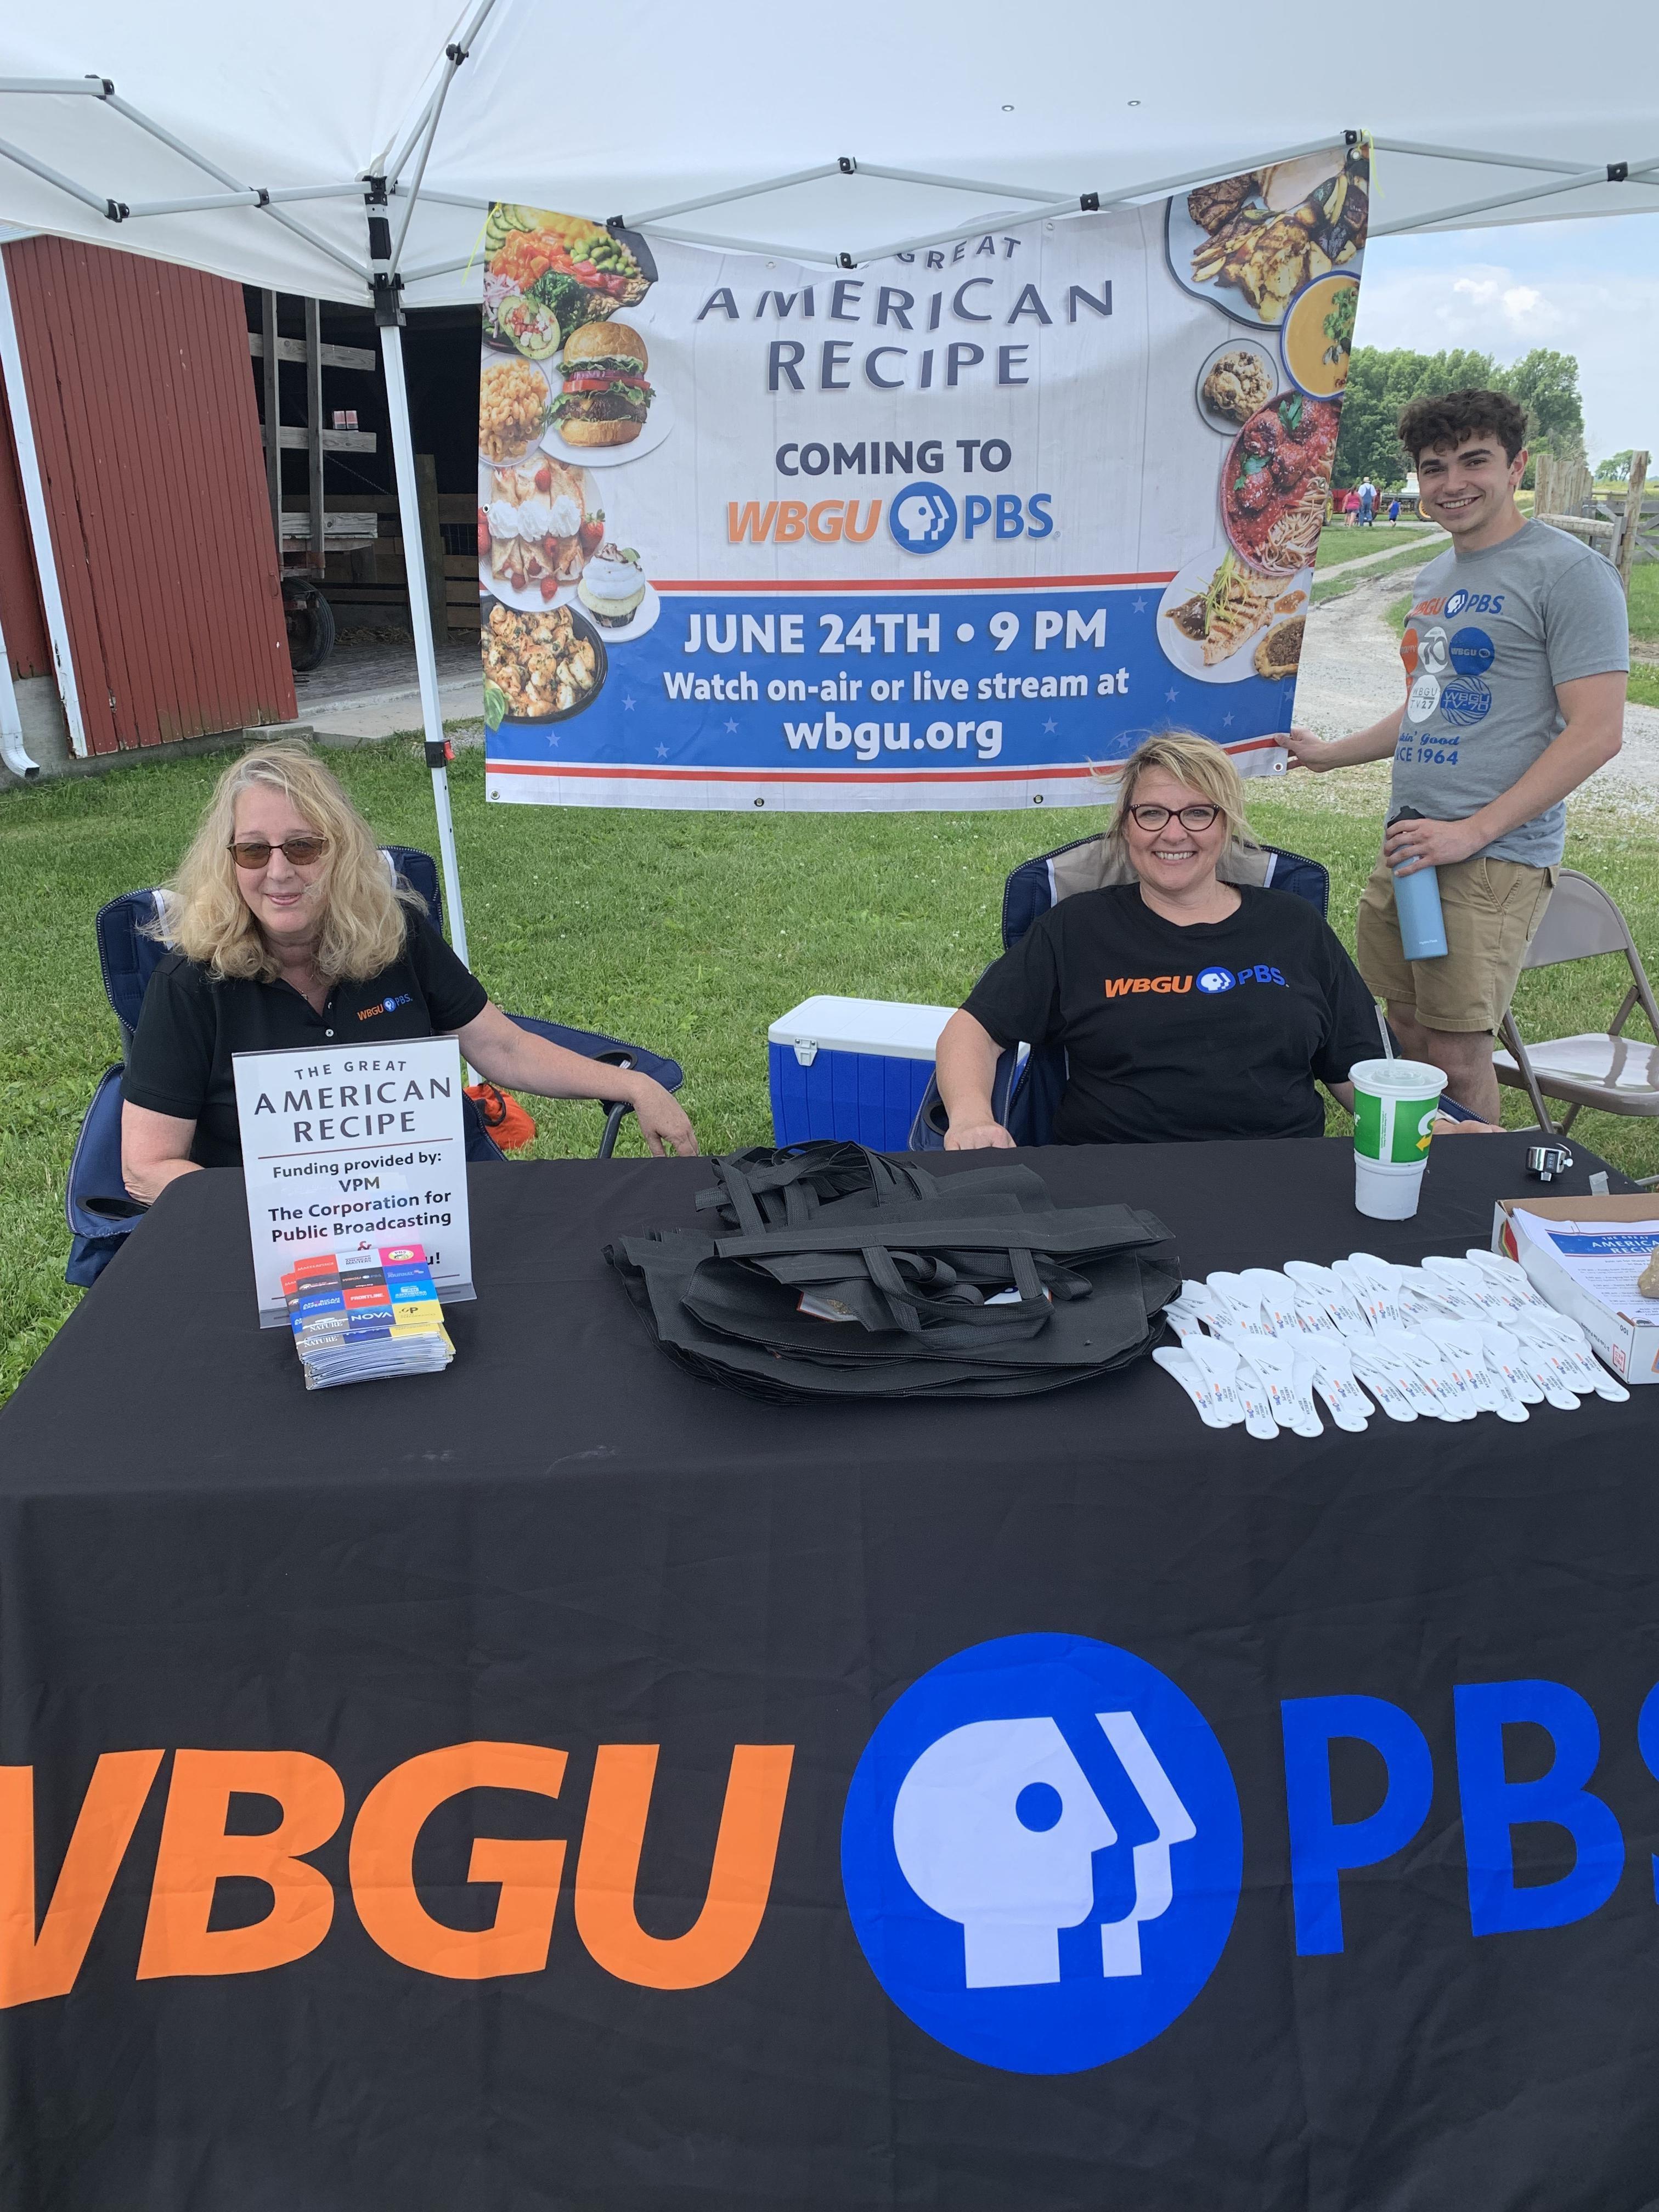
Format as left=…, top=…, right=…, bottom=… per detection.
left=1094, top=732, right=1257, bottom=854
left=159, top=743, right=425, bottom=983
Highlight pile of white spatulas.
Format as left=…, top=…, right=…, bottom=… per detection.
left=1153, top=1248, right=1629, bottom=1438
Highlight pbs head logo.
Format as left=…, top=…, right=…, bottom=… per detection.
left=840, top=1634, right=1242, bottom=2073
left=1196, top=967, right=1235, bottom=996
left=889, top=481, right=957, bottom=554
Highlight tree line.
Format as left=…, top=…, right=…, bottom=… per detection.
left=1334, top=346, right=1584, bottom=490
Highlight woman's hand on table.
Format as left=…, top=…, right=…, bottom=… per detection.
left=1431, top=1113, right=1503, bottom=1136
left=944, top=1120, right=1017, bottom=1151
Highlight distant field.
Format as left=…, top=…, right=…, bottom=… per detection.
left=1314, top=521, right=1435, bottom=569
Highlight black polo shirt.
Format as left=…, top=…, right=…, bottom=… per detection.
left=963, top=883, right=1380, bottom=1146
left=123, top=913, right=489, bottom=1167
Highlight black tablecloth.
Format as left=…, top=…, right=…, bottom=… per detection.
left=3, top=1133, right=1658, bottom=2211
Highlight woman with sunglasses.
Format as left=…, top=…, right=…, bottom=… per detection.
left=936, top=732, right=1466, bottom=1150
left=121, top=743, right=695, bottom=1200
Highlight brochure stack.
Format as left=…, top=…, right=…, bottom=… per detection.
left=282, top=1243, right=455, bottom=1390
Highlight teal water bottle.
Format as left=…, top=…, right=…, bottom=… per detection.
left=1389, top=808, right=1448, bottom=961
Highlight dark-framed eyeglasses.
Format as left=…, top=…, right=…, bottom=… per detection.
left=1125, top=803, right=1221, bottom=833
left=227, top=834, right=330, bottom=870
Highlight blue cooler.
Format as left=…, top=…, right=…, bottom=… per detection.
left=769, top=996, right=956, bottom=1151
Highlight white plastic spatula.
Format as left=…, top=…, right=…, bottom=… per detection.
left=1484, top=1321, right=1579, bottom=1412
left=1283, top=1260, right=1368, bottom=1334
left=1422, top=1254, right=1511, bottom=1317
left=1195, top=1335, right=1276, bottom=1438
left=1184, top=1333, right=1246, bottom=1427
left=1239, top=1269, right=1301, bottom=1338
left=1334, top=1257, right=1399, bottom=1330
left=1463, top=1248, right=1548, bottom=1310
left=1206, top=1272, right=1272, bottom=1335
left=1306, top=1342, right=1373, bottom=1432
left=1237, top=1337, right=1323, bottom=1438
left=1153, top=1347, right=1232, bottom=1428
left=1419, top=1320, right=1529, bottom=1423
left=1479, top=1324, right=1545, bottom=1408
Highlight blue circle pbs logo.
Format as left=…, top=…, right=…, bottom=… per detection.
left=889, top=480, right=958, bottom=554
left=1196, top=967, right=1235, bottom=995
left=840, top=1634, right=1242, bottom=2074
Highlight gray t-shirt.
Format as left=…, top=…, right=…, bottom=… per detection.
left=1392, top=519, right=1628, bottom=865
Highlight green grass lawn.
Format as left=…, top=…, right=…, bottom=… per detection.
left=3, top=741, right=1657, bottom=1402
left=1314, top=521, right=1435, bottom=569
left=1312, top=540, right=1438, bottom=607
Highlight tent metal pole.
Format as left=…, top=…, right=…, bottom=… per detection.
left=853, top=162, right=1074, bottom=202
left=631, top=223, right=845, bottom=267
left=393, top=186, right=489, bottom=210
left=99, top=89, right=370, bottom=279
left=1373, top=154, right=1659, bottom=235
left=0, top=132, right=119, bottom=218
left=398, top=250, right=496, bottom=286
left=627, top=165, right=843, bottom=227
left=385, top=0, right=499, bottom=276
left=1370, top=137, right=1591, bottom=176
left=380, top=320, right=469, bottom=968
left=123, top=184, right=367, bottom=217
left=0, top=77, right=110, bottom=95
left=383, top=0, right=499, bottom=189
left=0, top=250, right=88, bottom=755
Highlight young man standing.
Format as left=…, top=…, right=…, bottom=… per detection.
left=1284, top=389, right=1628, bottom=1120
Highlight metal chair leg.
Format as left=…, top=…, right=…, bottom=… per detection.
left=597, top=1101, right=633, bottom=1160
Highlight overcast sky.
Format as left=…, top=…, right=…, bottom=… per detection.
left=1352, top=212, right=1659, bottom=468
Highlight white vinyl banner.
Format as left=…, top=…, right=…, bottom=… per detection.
left=476, top=144, right=1369, bottom=810
left=232, top=1037, right=473, bottom=1326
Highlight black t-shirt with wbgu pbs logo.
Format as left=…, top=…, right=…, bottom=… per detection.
left=964, top=884, right=1381, bottom=1145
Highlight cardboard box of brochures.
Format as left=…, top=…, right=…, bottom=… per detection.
left=1493, top=1196, right=1659, bottom=1385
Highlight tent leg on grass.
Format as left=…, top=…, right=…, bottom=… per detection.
left=380, top=318, right=470, bottom=969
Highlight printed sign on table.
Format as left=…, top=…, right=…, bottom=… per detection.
left=231, top=1037, right=472, bottom=1327
left=475, top=146, right=1369, bottom=810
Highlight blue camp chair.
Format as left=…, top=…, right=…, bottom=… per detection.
left=907, top=830, right=1331, bottom=1150
left=64, top=844, right=684, bottom=1287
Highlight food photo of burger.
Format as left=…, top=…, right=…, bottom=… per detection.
left=546, top=321, right=658, bottom=454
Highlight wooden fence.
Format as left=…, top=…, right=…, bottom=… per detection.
left=1533, top=449, right=1655, bottom=590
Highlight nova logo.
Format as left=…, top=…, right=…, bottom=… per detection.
left=888, top=481, right=957, bottom=554
left=840, top=1634, right=1242, bottom=2073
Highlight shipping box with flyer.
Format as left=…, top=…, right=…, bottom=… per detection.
left=1492, top=1195, right=1659, bottom=1385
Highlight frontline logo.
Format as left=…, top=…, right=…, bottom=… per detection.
left=839, top=1634, right=1243, bottom=2074
left=888, top=481, right=958, bottom=554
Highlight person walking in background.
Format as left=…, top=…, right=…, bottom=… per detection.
left=1282, top=388, right=1628, bottom=1122
left=1358, top=477, right=1377, bottom=526
left=1389, top=494, right=1402, bottom=526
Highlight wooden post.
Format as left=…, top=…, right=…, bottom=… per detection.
left=414, top=452, right=447, bottom=657
left=1617, top=452, right=1649, bottom=596
left=260, top=290, right=282, bottom=557
left=304, top=298, right=325, bottom=574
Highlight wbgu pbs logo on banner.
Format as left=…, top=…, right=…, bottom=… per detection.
left=840, top=1633, right=1242, bottom=2074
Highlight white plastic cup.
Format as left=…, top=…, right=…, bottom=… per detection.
left=1349, top=1057, right=1446, bottom=1221
left=1354, top=1154, right=1428, bottom=1220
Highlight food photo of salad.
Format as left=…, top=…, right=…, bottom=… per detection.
left=482, top=204, right=654, bottom=360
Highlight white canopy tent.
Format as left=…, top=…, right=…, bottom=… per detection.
left=1, top=0, right=1655, bottom=946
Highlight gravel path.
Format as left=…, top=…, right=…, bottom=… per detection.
left=1293, top=572, right=1659, bottom=821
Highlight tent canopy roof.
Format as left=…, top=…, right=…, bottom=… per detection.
left=1, top=0, right=1656, bottom=307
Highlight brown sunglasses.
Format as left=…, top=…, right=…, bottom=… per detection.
left=227, top=834, right=330, bottom=870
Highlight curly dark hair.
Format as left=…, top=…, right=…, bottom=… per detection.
left=1397, top=387, right=1529, bottom=465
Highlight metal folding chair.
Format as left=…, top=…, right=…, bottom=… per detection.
left=908, top=830, right=1330, bottom=1149
left=65, top=845, right=684, bottom=1286
left=1494, top=868, right=1659, bottom=1167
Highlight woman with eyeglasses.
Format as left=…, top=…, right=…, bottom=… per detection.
left=937, top=731, right=1438, bottom=1149
left=120, top=743, right=696, bottom=1201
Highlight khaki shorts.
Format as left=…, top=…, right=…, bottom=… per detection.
left=1356, top=853, right=1558, bottom=1034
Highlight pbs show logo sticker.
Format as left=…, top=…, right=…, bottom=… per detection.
left=840, top=1634, right=1242, bottom=2074
left=889, top=481, right=958, bottom=554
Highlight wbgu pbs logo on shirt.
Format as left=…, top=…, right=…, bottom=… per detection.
left=841, top=1634, right=1242, bottom=2074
